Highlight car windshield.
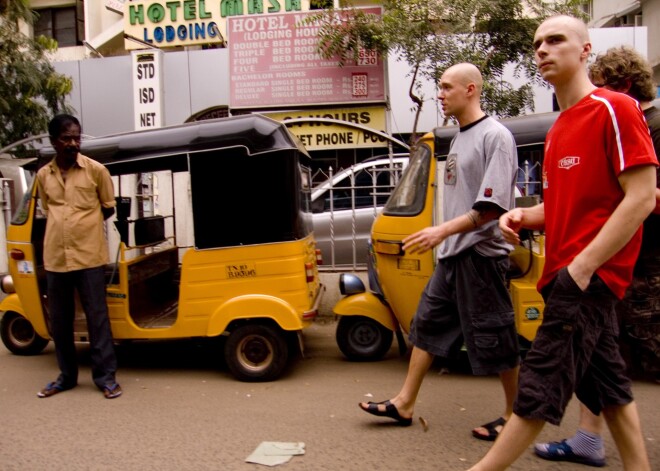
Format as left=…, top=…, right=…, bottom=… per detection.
left=383, top=144, right=431, bottom=216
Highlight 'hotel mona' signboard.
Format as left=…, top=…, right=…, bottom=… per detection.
left=124, top=0, right=310, bottom=49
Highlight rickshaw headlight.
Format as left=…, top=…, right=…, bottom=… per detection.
left=0, top=275, right=15, bottom=294
left=339, top=273, right=365, bottom=295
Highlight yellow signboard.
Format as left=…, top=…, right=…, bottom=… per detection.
left=265, top=106, right=389, bottom=150
left=124, top=0, right=310, bottom=49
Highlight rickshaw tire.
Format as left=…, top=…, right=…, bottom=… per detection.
left=336, top=315, right=393, bottom=362
left=224, top=323, right=289, bottom=382
left=0, top=311, right=49, bottom=355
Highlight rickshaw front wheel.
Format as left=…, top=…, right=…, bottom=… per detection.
left=336, top=315, right=393, bottom=362
left=225, top=324, right=289, bottom=382
left=0, top=311, right=49, bottom=355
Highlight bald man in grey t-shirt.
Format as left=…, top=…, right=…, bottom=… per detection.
left=359, top=63, right=520, bottom=442
left=440, top=116, right=517, bottom=259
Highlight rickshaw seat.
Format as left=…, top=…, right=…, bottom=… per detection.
left=133, top=216, right=166, bottom=247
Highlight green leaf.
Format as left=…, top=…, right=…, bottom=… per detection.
left=312, top=0, right=585, bottom=143
left=0, top=0, right=72, bottom=153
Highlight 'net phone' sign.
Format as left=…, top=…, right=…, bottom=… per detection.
left=132, top=50, right=164, bottom=130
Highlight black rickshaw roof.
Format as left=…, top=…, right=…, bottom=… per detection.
left=432, top=111, right=559, bottom=157
left=39, top=114, right=310, bottom=175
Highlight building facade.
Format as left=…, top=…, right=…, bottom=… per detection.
left=22, top=1, right=655, bottom=169
left=588, top=0, right=660, bottom=84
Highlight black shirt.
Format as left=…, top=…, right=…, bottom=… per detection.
left=641, top=106, right=660, bottom=256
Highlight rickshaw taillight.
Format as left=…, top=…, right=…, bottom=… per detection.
left=373, top=240, right=404, bottom=255
left=303, top=308, right=318, bottom=320
left=9, top=249, right=25, bottom=261
left=315, top=249, right=323, bottom=265
left=305, top=262, right=315, bottom=282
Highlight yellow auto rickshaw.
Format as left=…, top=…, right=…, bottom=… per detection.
left=0, top=114, right=323, bottom=382
left=333, top=111, right=559, bottom=361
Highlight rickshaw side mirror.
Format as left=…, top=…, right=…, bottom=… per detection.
left=116, top=197, right=131, bottom=221
left=114, top=197, right=131, bottom=244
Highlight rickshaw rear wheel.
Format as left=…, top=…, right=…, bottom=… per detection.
left=0, top=311, right=49, bottom=355
left=336, top=315, right=393, bottom=361
left=225, top=324, right=289, bottom=382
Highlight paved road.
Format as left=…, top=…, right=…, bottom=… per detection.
left=0, top=274, right=657, bottom=470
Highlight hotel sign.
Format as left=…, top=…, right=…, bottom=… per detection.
left=228, top=7, right=385, bottom=108
left=124, top=0, right=310, bottom=49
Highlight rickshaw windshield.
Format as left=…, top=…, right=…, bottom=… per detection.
left=382, top=144, right=431, bottom=216
left=10, top=170, right=37, bottom=226
left=190, top=147, right=313, bottom=248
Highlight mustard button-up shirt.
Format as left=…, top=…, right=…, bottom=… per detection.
left=36, top=154, right=116, bottom=273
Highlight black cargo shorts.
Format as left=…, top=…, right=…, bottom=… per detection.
left=514, top=267, right=634, bottom=425
left=409, top=248, right=520, bottom=375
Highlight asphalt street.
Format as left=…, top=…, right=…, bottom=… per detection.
left=0, top=273, right=657, bottom=470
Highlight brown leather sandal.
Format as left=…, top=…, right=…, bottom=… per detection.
left=37, top=382, right=65, bottom=398
left=103, top=383, right=122, bottom=399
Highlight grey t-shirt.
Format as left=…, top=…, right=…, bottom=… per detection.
left=438, top=116, right=518, bottom=259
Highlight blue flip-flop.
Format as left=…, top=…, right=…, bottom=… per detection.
left=535, top=440, right=606, bottom=467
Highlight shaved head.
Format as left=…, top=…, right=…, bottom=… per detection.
left=437, top=62, right=485, bottom=125
left=443, top=63, right=483, bottom=94
left=533, top=14, right=594, bottom=109
left=539, top=15, right=589, bottom=43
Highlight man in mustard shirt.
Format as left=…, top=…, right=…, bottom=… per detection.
left=36, top=114, right=122, bottom=399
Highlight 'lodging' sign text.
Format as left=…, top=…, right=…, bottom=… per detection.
left=124, top=0, right=310, bottom=49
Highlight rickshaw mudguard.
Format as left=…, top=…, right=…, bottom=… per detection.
left=333, top=292, right=397, bottom=332
left=0, top=293, right=50, bottom=339
left=207, top=294, right=304, bottom=336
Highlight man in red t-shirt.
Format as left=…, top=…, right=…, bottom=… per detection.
left=534, top=45, right=660, bottom=468
left=468, top=15, right=657, bottom=471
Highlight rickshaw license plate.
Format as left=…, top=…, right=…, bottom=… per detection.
left=397, top=259, right=420, bottom=271
left=226, top=263, right=257, bottom=279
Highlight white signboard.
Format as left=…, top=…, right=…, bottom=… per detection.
left=132, top=50, right=164, bottom=130
left=105, top=0, right=126, bottom=14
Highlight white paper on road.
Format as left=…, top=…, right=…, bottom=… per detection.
left=245, top=441, right=305, bottom=466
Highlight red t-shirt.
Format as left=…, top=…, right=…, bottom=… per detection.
left=539, top=88, right=659, bottom=299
